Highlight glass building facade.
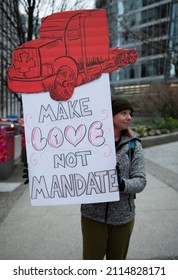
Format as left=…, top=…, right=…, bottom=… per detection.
left=96, top=0, right=178, bottom=95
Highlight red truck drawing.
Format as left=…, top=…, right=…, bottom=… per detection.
left=8, top=9, right=138, bottom=101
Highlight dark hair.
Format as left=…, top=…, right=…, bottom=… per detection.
left=122, top=128, right=134, bottom=137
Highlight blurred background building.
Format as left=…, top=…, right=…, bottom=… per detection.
left=0, top=0, right=178, bottom=119
left=0, top=0, right=22, bottom=119
left=96, top=0, right=178, bottom=96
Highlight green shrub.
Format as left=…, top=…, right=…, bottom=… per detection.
left=154, top=117, right=178, bottom=131
left=134, top=117, right=178, bottom=137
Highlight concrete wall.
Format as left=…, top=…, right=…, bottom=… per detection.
left=141, top=131, right=178, bottom=148
left=14, top=135, right=22, bottom=161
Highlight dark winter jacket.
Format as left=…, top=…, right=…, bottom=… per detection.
left=81, top=134, right=147, bottom=225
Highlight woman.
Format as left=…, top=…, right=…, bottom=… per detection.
left=81, top=96, right=147, bottom=260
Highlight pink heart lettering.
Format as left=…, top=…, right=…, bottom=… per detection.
left=65, top=125, right=86, bottom=146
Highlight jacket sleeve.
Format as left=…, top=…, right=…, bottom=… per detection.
left=122, top=140, right=147, bottom=194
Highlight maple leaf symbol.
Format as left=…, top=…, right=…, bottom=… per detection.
left=14, top=52, right=36, bottom=74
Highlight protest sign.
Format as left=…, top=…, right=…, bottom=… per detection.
left=8, top=9, right=138, bottom=206
left=8, top=9, right=137, bottom=101
left=22, top=74, right=119, bottom=206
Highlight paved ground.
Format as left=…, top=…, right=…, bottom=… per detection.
left=0, top=141, right=178, bottom=260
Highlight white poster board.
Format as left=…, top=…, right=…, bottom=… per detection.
left=22, top=74, right=119, bottom=206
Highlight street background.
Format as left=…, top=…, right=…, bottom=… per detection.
left=0, top=138, right=178, bottom=260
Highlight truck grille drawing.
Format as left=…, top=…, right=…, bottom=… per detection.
left=8, top=9, right=138, bottom=101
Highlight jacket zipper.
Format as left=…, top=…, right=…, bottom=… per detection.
left=105, top=202, right=109, bottom=222
left=128, top=194, right=132, bottom=212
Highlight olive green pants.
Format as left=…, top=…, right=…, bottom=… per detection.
left=81, top=216, right=135, bottom=260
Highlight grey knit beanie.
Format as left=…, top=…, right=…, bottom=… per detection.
left=111, top=96, right=133, bottom=116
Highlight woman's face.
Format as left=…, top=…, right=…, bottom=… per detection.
left=113, top=109, right=132, bottom=133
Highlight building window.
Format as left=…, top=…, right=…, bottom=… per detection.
left=130, top=68, right=135, bottom=79
left=141, top=64, right=147, bottom=77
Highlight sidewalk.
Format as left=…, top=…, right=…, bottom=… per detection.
left=0, top=141, right=178, bottom=260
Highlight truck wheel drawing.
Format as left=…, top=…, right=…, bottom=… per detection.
left=8, top=9, right=138, bottom=101
left=53, top=66, right=77, bottom=100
